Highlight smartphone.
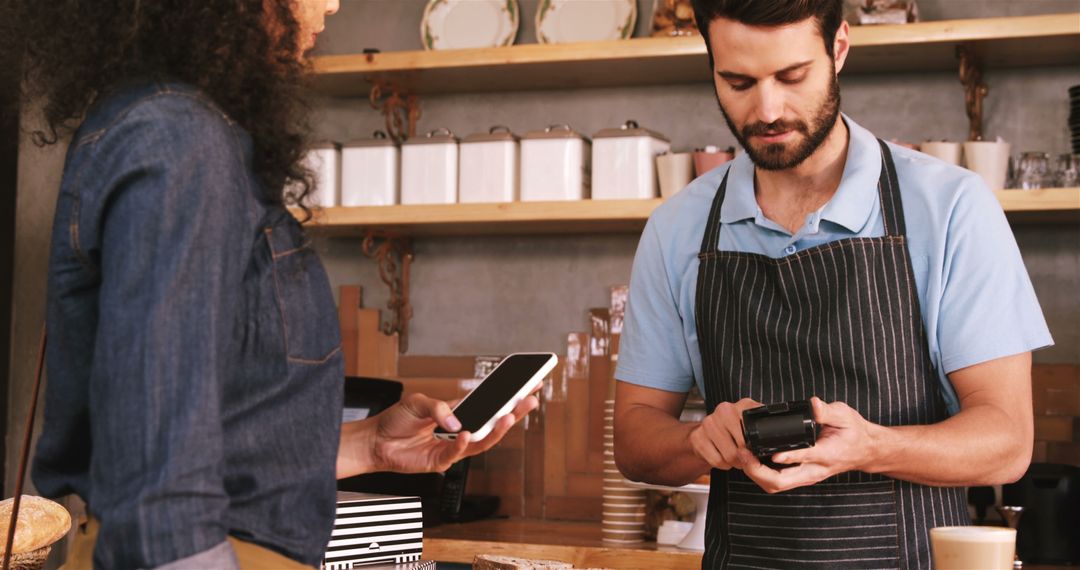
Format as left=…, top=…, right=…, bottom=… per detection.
left=433, top=352, right=557, bottom=442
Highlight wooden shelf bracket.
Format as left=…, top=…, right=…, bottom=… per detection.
left=369, top=79, right=421, bottom=143
left=361, top=230, right=414, bottom=353
left=956, top=44, right=988, bottom=141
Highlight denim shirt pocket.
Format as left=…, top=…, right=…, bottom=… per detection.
left=263, top=214, right=341, bottom=364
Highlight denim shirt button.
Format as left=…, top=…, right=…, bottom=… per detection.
left=785, top=244, right=797, bottom=255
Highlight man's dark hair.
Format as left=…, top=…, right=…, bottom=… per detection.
left=690, top=0, right=845, bottom=68
left=0, top=0, right=316, bottom=211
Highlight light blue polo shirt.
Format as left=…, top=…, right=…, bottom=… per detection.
left=615, top=115, right=1053, bottom=415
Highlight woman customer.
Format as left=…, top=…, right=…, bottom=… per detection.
left=0, top=2, right=536, bottom=568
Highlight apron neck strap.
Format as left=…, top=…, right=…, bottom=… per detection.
left=875, top=138, right=906, bottom=238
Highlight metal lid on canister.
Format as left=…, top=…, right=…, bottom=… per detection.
left=521, top=124, right=589, bottom=141
left=462, top=125, right=519, bottom=144
left=592, top=120, right=669, bottom=142
left=402, top=127, right=459, bottom=145
left=343, top=130, right=396, bottom=148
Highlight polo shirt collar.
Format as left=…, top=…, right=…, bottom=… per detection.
left=719, top=114, right=883, bottom=234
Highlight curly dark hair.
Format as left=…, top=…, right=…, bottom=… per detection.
left=0, top=0, right=315, bottom=210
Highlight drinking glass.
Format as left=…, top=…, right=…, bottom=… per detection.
left=1015, top=152, right=1051, bottom=190
left=1053, top=153, right=1079, bottom=187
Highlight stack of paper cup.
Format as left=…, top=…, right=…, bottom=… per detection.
left=602, top=398, right=647, bottom=543
left=963, top=139, right=1011, bottom=190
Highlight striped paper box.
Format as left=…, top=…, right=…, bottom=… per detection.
left=322, top=492, right=424, bottom=569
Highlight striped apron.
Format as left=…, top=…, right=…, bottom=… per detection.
left=696, top=140, right=969, bottom=569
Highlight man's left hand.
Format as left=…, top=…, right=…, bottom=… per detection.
left=740, top=397, right=878, bottom=493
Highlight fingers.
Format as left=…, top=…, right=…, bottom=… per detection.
left=434, top=430, right=471, bottom=470
left=464, top=413, right=516, bottom=457
left=403, top=393, right=461, bottom=433
left=510, top=395, right=540, bottom=421
left=810, top=396, right=852, bottom=428
left=689, top=425, right=727, bottom=469
left=695, top=400, right=759, bottom=469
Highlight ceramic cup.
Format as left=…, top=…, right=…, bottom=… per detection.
left=656, top=152, right=695, bottom=198
left=963, top=140, right=1011, bottom=190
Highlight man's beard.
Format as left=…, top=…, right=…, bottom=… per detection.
left=721, top=75, right=841, bottom=171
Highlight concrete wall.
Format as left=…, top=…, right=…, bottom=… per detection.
left=310, top=0, right=1080, bottom=362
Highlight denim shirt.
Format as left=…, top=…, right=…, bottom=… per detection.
left=32, top=81, right=344, bottom=569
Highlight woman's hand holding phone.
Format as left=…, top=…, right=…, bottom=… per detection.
left=336, top=387, right=541, bottom=478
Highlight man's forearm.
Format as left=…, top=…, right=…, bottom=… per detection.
left=864, top=403, right=1032, bottom=486
left=614, top=405, right=710, bottom=487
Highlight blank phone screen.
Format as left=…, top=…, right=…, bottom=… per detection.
left=435, top=354, right=552, bottom=434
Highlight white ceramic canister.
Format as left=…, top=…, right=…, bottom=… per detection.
left=459, top=126, right=519, bottom=203
left=401, top=128, right=459, bottom=205
left=591, top=120, right=671, bottom=200
left=520, top=124, right=591, bottom=201
left=305, top=142, right=341, bottom=208
left=341, top=131, right=399, bottom=207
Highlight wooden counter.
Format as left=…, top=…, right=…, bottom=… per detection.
left=424, top=519, right=1073, bottom=569
left=423, top=519, right=701, bottom=569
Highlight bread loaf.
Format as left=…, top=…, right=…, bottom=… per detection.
left=0, top=495, right=72, bottom=570
left=473, top=554, right=573, bottom=569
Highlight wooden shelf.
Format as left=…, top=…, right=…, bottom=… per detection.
left=298, top=199, right=661, bottom=236
left=424, top=519, right=701, bottom=569
left=311, top=13, right=1080, bottom=96
left=296, top=188, right=1079, bottom=236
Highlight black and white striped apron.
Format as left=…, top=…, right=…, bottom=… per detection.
left=695, top=140, right=969, bottom=569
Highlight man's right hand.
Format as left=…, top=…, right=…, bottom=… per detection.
left=689, top=398, right=763, bottom=471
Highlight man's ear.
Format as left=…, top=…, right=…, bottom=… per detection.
left=833, top=20, right=851, bottom=75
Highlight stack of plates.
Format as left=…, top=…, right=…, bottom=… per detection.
left=601, top=398, right=647, bottom=543
left=1070, top=85, right=1080, bottom=154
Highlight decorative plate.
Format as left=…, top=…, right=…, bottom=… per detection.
left=536, top=0, right=637, bottom=44
left=421, top=0, right=520, bottom=51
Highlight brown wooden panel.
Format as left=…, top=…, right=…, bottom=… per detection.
left=1034, top=416, right=1075, bottom=443
left=466, top=470, right=525, bottom=518
left=566, top=473, right=603, bottom=498
left=1032, top=364, right=1080, bottom=390
left=1032, top=440, right=1048, bottom=464
left=566, top=332, right=591, bottom=473
left=524, top=402, right=546, bottom=518
left=483, top=432, right=525, bottom=460
left=398, top=355, right=477, bottom=378
left=544, top=400, right=568, bottom=497
left=338, top=285, right=362, bottom=376
left=395, top=377, right=467, bottom=401
left=357, top=308, right=398, bottom=378
left=1046, top=442, right=1080, bottom=467
left=482, top=448, right=524, bottom=472
left=1032, top=364, right=1080, bottom=417
left=544, top=496, right=603, bottom=521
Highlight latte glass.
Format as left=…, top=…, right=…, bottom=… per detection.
left=930, top=526, right=1016, bottom=570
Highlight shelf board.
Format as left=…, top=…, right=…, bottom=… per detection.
left=298, top=199, right=660, bottom=236
left=311, top=13, right=1080, bottom=96
left=296, top=188, right=1079, bottom=236
left=994, top=187, right=1080, bottom=223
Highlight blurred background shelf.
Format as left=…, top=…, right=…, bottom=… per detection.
left=311, top=13, right=1080, bottom=96
left=294, top=188, right=1080, bottom=236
